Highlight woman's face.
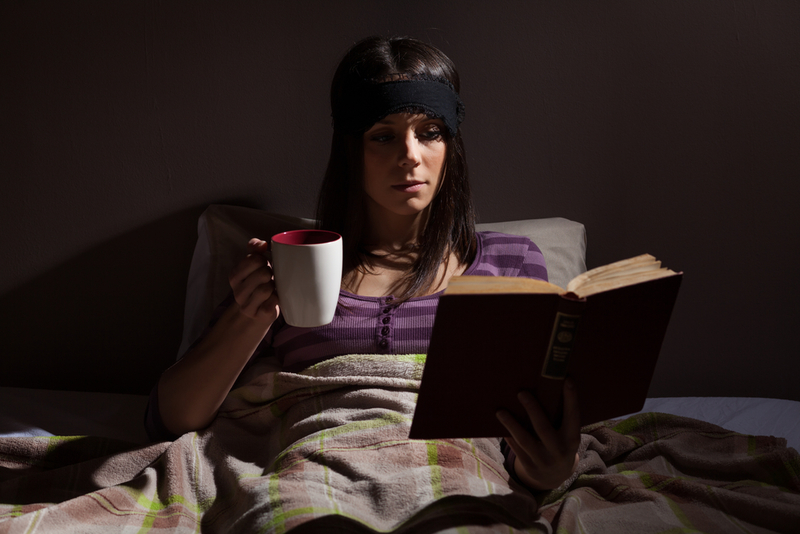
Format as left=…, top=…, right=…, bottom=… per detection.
left=362, top=112, right=447, bottom=220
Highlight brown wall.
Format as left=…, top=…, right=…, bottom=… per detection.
left=2, top=1, right=799, bottom=399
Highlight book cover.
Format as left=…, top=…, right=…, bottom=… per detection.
left=409, top=272, right=683, bottom=439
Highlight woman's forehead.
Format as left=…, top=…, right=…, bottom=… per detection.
left=371, top=112, right=444, bottom=127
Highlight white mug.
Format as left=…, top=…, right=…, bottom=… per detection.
left=270, top=229, right=343, bottom=328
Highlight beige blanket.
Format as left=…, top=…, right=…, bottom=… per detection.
left=1, top=353, right=798, bottom=533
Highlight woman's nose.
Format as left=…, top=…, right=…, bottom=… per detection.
left=399, top=132, right=421, bottom=168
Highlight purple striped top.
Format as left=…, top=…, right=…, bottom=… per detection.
left=145, top=231, right=547, bottom=442
left=271, top=231, right=547, bottom=372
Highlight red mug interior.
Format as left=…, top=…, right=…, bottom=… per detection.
left=272, top=229, right=341, bottom=245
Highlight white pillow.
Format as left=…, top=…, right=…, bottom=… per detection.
left=177, top=204, right=587, bottom=358
left=475, top=218, right=587, bottom=290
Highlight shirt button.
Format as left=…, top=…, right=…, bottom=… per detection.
left=381, top=326, right=390, bottom=336
left=383, top=308, right=392, bottom=314
left=382, top=316, right=391, bottom=324
left=378, top=339, right=389, bottom=349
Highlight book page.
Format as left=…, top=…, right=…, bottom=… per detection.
left=447, top=255, right=676, bottom=298
left=570, top=268, right=677, bottom=298
left=445, top=276, right=564, bottom=295
left=567, top=254, right=659, bottom=293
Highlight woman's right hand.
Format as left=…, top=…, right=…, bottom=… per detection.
left=155, top=237, right=283, bottom=437
left=228, top=238, right=281, bottom=325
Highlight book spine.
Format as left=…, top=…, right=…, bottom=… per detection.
left=541, top=300, right=584, bottom=379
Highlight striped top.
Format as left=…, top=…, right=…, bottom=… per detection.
left=271, top=231, right=547, bottom=372
left=145, top=231, right=546, bottom=442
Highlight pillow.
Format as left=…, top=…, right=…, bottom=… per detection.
left=475, top=218, right=587, bottom=289
left=177, top=204, right=587, bottom=358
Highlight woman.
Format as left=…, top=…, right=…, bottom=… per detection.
left=148, top=36, right=580, bottom=492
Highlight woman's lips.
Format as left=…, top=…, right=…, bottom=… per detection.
left=392, top=182, right=425, bottom=193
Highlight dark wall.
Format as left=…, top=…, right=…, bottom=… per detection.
left=2, top=1, right=798, bottom=398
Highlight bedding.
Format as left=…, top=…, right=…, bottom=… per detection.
left=1, top=354, right=798, bottom=533
left=0, top=387, right=149, bottom=443
left=633, top=397, right=800, bottom=450
left=2, top=206, right=798, bottom=531
left=2, top=389, right=797, bottom=452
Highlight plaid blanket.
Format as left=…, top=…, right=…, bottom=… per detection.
left=1, top=354, right=799, bottom=533
left=541, top=414, right=800, bottom=533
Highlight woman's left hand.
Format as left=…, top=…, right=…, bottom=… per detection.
left=496, top=378, right=581, bottom=491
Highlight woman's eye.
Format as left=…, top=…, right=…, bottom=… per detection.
left=419, top=129, right=442, bottom=141
left=370, top=133, right=393, bottom=143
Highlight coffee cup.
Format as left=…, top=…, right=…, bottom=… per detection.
left=270, top=229, right=343, bottom=327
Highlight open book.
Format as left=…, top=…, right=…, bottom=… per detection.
left=409, top=254, right=683, bottom=439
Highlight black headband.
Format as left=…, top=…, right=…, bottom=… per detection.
left=332, top=78, right=465, bottom=136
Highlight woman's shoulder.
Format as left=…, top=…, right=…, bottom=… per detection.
left=474, top=230, right=544, bottom=258
left=467, top=231, right=548, bottom=281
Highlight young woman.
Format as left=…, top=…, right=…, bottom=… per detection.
left=147, top=36, right=580, bottom=491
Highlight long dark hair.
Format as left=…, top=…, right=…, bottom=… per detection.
left=316, top=36, right=476, bottom=301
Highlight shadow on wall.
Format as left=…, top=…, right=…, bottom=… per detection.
left=0, top=207, right=209, bottom=394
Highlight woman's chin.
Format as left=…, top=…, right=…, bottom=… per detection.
left=367, top=196, right=433, bottom=219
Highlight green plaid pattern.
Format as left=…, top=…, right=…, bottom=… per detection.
left=1, top=355, right=798, bottom=533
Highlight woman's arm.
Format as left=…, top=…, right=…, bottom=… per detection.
left=156, top=239, right=280, bottom=436
left=496, top=378, right=581, bottom=490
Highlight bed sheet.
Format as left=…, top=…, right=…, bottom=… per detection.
left=0, top=389, right=797, bottom=451
left=631, top=396, right=800, bottom=451
left=0, top=387, right=149, bottom=443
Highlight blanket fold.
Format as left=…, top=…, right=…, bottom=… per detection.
left=539, top=413, right=800, bottom=533
left=1, top=353, right=799, bottom=533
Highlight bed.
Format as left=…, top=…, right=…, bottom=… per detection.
left=1, top=205, right=798, bottom=533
